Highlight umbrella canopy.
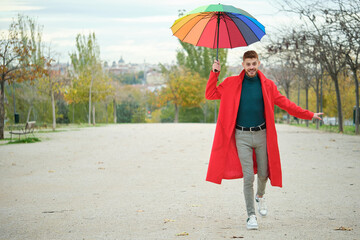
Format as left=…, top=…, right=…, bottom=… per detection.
left=171, top=4, right=266, bottom=59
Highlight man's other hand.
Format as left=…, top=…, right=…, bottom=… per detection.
left=313, top=112, right=324, bottom=121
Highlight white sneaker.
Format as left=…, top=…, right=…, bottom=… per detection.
left=246, top=215, right=258, bottom=230
left=256, top=196, right=267, bottom=217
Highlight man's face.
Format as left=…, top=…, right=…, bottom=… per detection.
left=242, top=58, right=260, bottom=78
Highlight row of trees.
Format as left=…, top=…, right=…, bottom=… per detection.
left=266, top=0, right=360, bottom=134
left=1, top=0, right=359, bottom=139
left=0, top=15, right=135, bottom=139
left=1, top=14, right=223, bottom=140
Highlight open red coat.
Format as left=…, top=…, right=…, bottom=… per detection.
left=205, top=70, right=314, bottom=187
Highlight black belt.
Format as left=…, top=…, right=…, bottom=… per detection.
left=236, top=123, right=266, bottom=132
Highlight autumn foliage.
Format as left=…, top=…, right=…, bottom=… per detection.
left=158, top=66, right=206, bottom=122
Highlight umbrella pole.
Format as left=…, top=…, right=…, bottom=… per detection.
left=216, top=13, right=220, bottom=61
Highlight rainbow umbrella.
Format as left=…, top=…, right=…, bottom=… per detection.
left=171, top=4, right=266, bottom=60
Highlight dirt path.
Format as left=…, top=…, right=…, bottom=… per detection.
left=0, top=124, right=359, bottom=240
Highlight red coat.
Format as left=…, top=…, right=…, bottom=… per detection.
left=205, top=70, right=314, bottom=187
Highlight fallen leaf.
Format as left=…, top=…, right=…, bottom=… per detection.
left=48, top=170, right=55, bottom=173
left=334, top=226, right=352, bottom=231
left=176, top=232, right=189, bottom=236
left=164, top=218, right=175, bottom=223
left=137, top=210, right=144, bottom=212
left=97, top=161, right=104, bottom=164
left=98, top=167, right=105, bottom=170
left=232, top=236, right=244, bottom=239
left=42, top=211, right=55, bottom=213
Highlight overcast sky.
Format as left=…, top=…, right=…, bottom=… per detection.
left=0, top=0, right=297, bottom=65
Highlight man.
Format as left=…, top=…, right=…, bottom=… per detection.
left=205, top=50, right=323, bottom=230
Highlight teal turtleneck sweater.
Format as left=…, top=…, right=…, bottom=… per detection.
left=236, top=73, right=265, bottom=128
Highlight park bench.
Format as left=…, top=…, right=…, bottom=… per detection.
left=9, top=121, right=36, bottom=141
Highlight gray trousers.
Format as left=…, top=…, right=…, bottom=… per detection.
left=235, top=128, right=268, bottom=216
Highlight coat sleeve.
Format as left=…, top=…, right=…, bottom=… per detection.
left=272, top=83, right=314, bottom=120
left=205, top=71, right=224, bottom=100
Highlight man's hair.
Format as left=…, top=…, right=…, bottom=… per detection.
left=243, top=50, right=259, bottom=61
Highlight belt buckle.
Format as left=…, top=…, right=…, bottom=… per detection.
left=250, top=126, right=254, bottom=132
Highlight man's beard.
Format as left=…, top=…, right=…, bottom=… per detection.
left=246, top=69, right=258, bottom=77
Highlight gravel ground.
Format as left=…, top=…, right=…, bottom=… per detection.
left=0, top=123, right=359, bottom=240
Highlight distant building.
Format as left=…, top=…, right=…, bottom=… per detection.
left=105, top=56, right=143, bottom=75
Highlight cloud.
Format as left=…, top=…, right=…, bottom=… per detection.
left=112, top=15, right=177, bottom=23
left=1, top=5, right=45, bottom=12
left=1, top=0, right=45, bottom=12
left=42, top=28, right=97, bottom=42
left=102, top=40, right=178, bottom=64
left=0, top=18, right=13, bottom=23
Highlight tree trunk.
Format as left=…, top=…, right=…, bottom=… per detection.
left=113, top=99, right=117, bottom=123
left=285, top=89, right=290, bottom=124
left=297, top=78, right=300, bottom=106
left=174, top=103, right=179, bottom=123
left=92, top=104, right=96, bottom=125
left=51, top=88, right=56, bottom=131
left=26, top=105, right=32, bottom=122
left=204, top=101, right=207, bottom=123
left=305, top=86, right=309, bottom=127
left=105, top=103, right=108, bottom=124
left=316, top=78, right=320, bottom=130
left=88, top=75, right=94, bottom=125
left=0, top=80, right=5, bottom=139
left=353, top=70, right=359, bottom=135
left=72, top=103, right=75, bottom=123
left=332, top=75, right=344, bottom=133
left=12, top=83, right=16, bottom=116
left=320, top=75, right=323, bottom=127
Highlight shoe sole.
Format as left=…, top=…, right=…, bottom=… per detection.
left=258, top=211, right=267, bottom=217
left=247, top=226, right=258, bottom=230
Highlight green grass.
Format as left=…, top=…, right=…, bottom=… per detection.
left=0, top=137, right=12, bottom=142
left=289, top=122, right=357, bottom=135
left=7, top=137, right=41, bottom=144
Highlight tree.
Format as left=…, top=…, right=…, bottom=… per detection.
left=279, top=0, right=348, bottom=132
left=63, top=69, right=113, bottom=124
left=90, top=72, right=114, bottom=124
left=177, top=42, right=228, bottom=79
left=159, top=65, right=205, bottom=123
left=328, top=0, right=360, bottom=134
left=268, top=62, right=296, bottom=123
left=37, top=61, right=66, bottom=131
left=115, top=85, right=146, bottom=123
left=69, top=33, right=101, bottom=125
left=0, top=15, right=47, bottom=139
left=176, top=43, right=228, bottom=123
